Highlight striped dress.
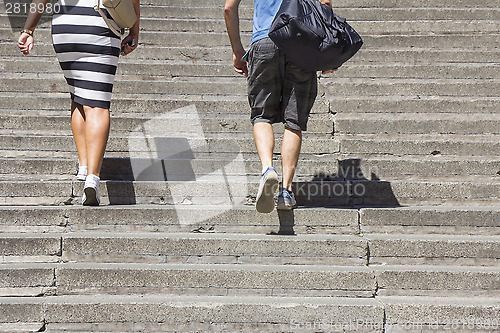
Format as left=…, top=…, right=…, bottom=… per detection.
left=51, top=0, right=121, bottom=109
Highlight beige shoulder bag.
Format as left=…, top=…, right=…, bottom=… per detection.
left=94, top=0, right=137, bottom=37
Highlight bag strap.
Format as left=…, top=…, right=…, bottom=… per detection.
left=94, top=0, right=123, bottom=38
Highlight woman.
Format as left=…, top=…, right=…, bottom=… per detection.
left=18, top=0, right=140, bottom=206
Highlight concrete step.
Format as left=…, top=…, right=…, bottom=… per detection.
left=0, top=93, right=331, bottom=115
left=2, top=75, right=499, bottom=97
left=6, top=111, right=492, bottom=138
left=366, top=234, right=500, bottom=266
left=6, top=15, right=500, bottom=35
left=0, top=112, right=333, bottom=134
left=2, top=232, right=498, bottom=266
left=0, top=205, right=497, bottom=235
left=0, top=232, right=368, bottom=265
left=323, top=78, right=500, bottom=97
left=2, top=44, right=498, bottom=64
left=2, top=262, right=498, bottom=297
left=380, top=296, right=500, bottom=330
left=0, top=262, right=377, bottom=297
left=0, top=205, right=360, bottom=235
left=336, top=134, right=500, bottom=156
left=3, top=132, right=498, bottom=157
left=0, top=92, right=497, bottom=115
left=3, top=28, right=499, bottom=49
left=0, top=295, right=498, bottom=332
left=334, top=113, right=500, bottom=135
left=360, top=206, right=500, bottom=235
left=0, top=295, right=385, bottom=332
left=139, top=19, right=500, bottom=35
left=330, top=96, right=500, bottom=114
left=1, top=155, right=499, bottom=179
left=3, top=7, right=500, bottom=22
left=373, top=265, right=500, bottom=297
left=144, top=6, right=500, bottom=21
left=0, top=177, right=497, bottom=206
left=0, top=131, right=337, bottom=152
left=4, top=58, right=500, bottom=80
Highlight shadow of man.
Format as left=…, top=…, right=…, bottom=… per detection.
left=296, top=158, right=400, bottom=208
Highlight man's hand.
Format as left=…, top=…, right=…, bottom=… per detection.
left=319, top=0, right=332, bottom=8
left=233, top=50, right=248, bottom=77
left=322, top=68, right=337, bottom=74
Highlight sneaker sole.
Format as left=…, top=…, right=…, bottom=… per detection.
left=76, top=175, right=87, bottom=181
left=276, top=202, right=294, bottom=210
left=83, top=187, right=99, bottom=206
left=256, top=176, right=279, bottom=213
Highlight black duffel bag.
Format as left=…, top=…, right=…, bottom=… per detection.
left=268, top=0, right=363, bottom=72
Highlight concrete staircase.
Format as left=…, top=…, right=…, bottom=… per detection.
left=0, top=0, right=499, bottom=331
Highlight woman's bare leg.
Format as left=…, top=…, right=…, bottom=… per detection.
left=83, top=106, right=110, bottom=177
left=71, top=101, right=87, bottom=168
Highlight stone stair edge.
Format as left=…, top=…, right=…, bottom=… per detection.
left=2, top=262, right=499, bottom=272
left=2, top=230, right=499, bottom=240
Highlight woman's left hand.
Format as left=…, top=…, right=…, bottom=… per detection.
left=120, top=34, right=138, bottom=56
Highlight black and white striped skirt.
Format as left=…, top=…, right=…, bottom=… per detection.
left=51, top=0, right=120, bottom=109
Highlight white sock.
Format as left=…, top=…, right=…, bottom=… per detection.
left=85, top=174, right=100, bottom=187
left=78, top=166, right=87, bottom=175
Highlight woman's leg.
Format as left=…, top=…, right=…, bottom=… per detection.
left=83, top=105, right=110, bottom=177
left=71, top=101, right=87, bottom=168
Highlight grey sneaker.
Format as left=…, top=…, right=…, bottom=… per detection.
left=255, top=167, right=279, bottom=213
left=277, top=188, right=297, bottom=210
left=82, top=174, right=100, bottom=206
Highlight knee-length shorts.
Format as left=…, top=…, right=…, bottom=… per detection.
left=247, top=37, right=318, bottom=131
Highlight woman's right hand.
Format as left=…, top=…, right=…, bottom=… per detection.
left=18, top=33, right=34, bottom=55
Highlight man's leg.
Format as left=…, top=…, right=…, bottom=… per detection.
left=281, top=127, right=302, bottom=191
left=253, top=122, right=275, bottom=174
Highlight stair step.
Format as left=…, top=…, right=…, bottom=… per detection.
left=2, top=75, right=500, bottom=97
left=366, top=233, right=500, bottom=266
left=2, top=232, right=498, bottom=266
left=0, top=295, right=498, bottom=332
left=0, top=262, right=377, bottom=297
left=0, top=232, right=368, bottom=265
left=334, top=112, right=500, bottom=134
left=0, top=205, right=497, bottom=234
left=0, top=295, right=385, bottom=331
left=1, top=132, right=500, bottom=156
left=0, top=177, right=497, bottom=206
left=3, top=28, right=500, bottom=49
left=2, top=44, right=498, bottom=64
left=1, top=155, right=498, bottom=178
left=4, top=58, right=500, bottom=79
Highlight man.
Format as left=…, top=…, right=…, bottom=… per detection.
left=224, top=0, right=333, bottom=213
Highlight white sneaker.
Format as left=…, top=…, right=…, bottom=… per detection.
left=76, top=166, right=87, bottom=181
left=255, top=167, right=279, bottom=213
left=82, top=174, right=100, bottom=206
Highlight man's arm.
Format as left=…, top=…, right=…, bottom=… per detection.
left=224, top=0, right=248, bottom=76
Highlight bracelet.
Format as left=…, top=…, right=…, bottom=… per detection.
left=21, top=29, right=34, bottom=37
